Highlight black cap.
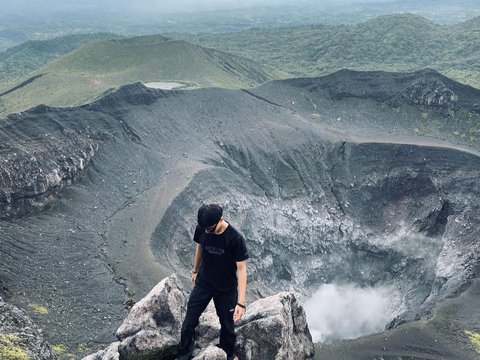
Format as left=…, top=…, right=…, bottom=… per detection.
left=197, top=204, right=208, bottom=228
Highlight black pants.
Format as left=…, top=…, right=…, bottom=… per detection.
left=178, top=284, right=237, bottom=359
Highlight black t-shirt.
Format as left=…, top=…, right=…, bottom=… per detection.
left=193, top=223, right=249, bottom=293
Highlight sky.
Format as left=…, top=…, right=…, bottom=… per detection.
left=2, top=0, right=399, bottom=15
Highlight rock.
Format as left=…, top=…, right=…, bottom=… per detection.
left=0, top=296, right=56, bottom=360
left=194, top=293, right=314, bottom=360
left=118, top=329, right=179, bottom=359
left=0, top=131, right=99, bottom=219
left=116, top=274, right=186, bottom=340
left=398, top=76, right=456, bottom=112
left=192, top=345, right=227, bottom=359
left=115, top=274, right=187, bottom=359
left=84, top=275, right=314, bottom=360
left=83, top=342, right=120, bottom=360
left=234, top=292, right=314, bottom=360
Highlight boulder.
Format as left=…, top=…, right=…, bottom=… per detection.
left=116, top=274, right=186, bottom=359
left=234, top=292, right=314, bottom=360
left=192, top=345, right=227, bottom=360
left=194, top=293, right=314, bottom=360
left=83, top=274, right=314, bottom=360
left=83, top=342, right=120, bottom=360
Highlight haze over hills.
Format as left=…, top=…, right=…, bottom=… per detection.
left=0, top=0, right=479, bottom=51
left=0, top=34, right=288, bottom=116
left=178, top=13, right=480, bottom=89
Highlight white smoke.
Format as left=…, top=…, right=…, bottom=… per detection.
left=304, top=283, right=398, bottom=343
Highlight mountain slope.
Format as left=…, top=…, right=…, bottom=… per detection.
left=0, top=29, right=29, bottom=53
left=178, top=13, right=480, bottom=88
left=0, top=33, right=121, bottom=85
left=0, top=34, right=288, bottom=115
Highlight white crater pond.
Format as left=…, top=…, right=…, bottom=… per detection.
left=143, top=81, right=190, bottom=90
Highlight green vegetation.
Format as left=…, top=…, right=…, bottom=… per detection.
left=0, top=34, right=288, bottom=115
left=28, top=304, right=49, bottom=315
left=77, top=343, right=91, bottom=353
left=0, top=39, right=15, bottom=54
left=51, top=344, right=77, bottom=359
left=177, top=14, right=480, bottom=89
left=0, top=334, right=29, bottom=360
left=51, top=344, right=67, bottom=354
left=0, top=33, right=121, bottom=85
left=1, top=13, right=478, bottom=117
left=0, top=28, right=28, bottom=53
left=465, top=330, right=480, bottom=352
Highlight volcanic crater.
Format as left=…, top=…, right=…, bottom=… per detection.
left=1, top=69, right=479, bottom=359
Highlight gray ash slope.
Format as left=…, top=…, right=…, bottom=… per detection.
left=0, top=69, right=480, bottom=358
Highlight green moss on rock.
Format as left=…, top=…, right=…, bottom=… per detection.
left=465, top=330, right=480, bottom=352
left=0, top=334, right=29, bottom=360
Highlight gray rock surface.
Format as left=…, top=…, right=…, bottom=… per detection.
left=84, top=274, right=314, bottom=360
left=233, top=292, right=314, bottom=360
left=0, top=296, right=56, bottom=359
left=116, top=274, right=186, bottom=359
left=83, top=342, right=120, bottom=360
left=192, top=345, right=227, bottom=360
left=0, top=118, right=99, bottom=219
left=116, top=274, right=186, bottom=340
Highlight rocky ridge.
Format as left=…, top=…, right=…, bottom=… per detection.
left=84, top=274, right=314, bottom=360
left=0, top=109, right=101, bottom=219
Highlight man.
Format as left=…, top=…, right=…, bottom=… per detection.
left=177, top=204, right=249, bottom=360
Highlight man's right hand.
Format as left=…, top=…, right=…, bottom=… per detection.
left=191, top=271, right=197, bottom=285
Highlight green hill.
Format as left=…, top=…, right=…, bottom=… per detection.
left=454, top=15, right=480, bottom=31
left=0, top=34, right=288, bottom=115
left=0, top=33, right=121, bottom=85
left=0, top=29, right=28, bottom=53
left=177, top=13, right=480, bottom=88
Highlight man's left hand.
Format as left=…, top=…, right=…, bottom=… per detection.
left=233, top=304, right=245, bottom=321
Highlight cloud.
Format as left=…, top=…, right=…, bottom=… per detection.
left=303, top=283, right=399, bottom=343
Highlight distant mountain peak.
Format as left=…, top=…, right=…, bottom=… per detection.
left=105, top=34, right=171, bottom=45
left=362, top=12, right=438, bottom=31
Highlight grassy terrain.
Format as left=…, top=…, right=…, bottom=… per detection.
left=176, top=13, right=480, bottom=89
left=0, top=34, right=288, bottom=115
left=0, top=29, right=28, bottom=53
left=0, top=39, right=15, bottom=54
left=0, top=33, right=121, bottom=85
left=1, top=13, right=478, bottom=116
